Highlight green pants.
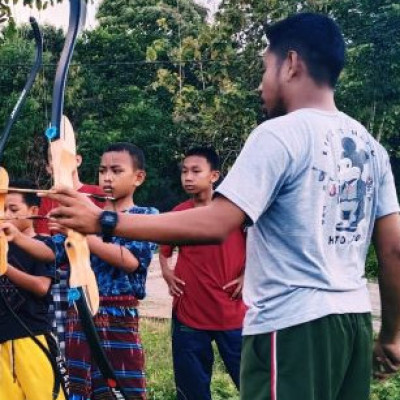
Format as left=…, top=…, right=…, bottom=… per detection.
left=240, top=313, right=372, bottom=400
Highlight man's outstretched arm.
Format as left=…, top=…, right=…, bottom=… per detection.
left=45, top=187, right=247, bottom=244
left=373, top=213, right=400, bottom=378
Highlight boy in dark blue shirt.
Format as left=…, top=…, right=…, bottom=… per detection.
left=0, top=180, right=64, bottom=400
left=51, top=143, right=157, bottom=400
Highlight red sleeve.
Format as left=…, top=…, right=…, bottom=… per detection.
left=159, top=201, right=191, bottom=257
left=35, top=184, right=104, bottom=235
left=78, top=184, right=105, bottom=209
left=160, top=244, right=174, bottom=257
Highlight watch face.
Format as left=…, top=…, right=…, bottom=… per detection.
left=104, top=214, right=114, bottom=224
left=101, top=211, right=118, bottom=227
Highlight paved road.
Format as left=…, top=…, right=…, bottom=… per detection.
left=140, top=255, right=382, bottom=332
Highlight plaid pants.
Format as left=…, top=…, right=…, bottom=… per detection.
left=49, top=266, right=69, bottom=354
left=48, top=265, right=70, bottom=393
left=66, top=296, right=146, bottom=400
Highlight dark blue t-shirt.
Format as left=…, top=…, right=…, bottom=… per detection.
left=0, top=236, right=55, bottom=342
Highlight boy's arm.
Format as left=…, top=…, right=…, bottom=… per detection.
left=159, top=251, right=185, bottom=297
left=87, top=235, right=139, bottom=273
left=5, top=264, right=51, bottom=297
left=372, top=213, right=400, bottom=378
left=0, top=223, right=55, bottom=262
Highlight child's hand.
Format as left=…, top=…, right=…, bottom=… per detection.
left=0, top=222, right=21, bottom=242
left=48, top=221, right=68, bottom=236
left=162, top=267, right=185, bottom=297
left=223, top=274, right=244, bottom=300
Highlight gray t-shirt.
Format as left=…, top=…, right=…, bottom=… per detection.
left=216, top=108, right=399, bottom=336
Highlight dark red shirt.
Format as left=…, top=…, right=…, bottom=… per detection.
left=36, top=184, right=105, bottom=235
left=160, top=199, right=246, bottom=330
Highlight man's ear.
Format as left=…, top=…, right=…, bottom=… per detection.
left=285, top=50, right=303, bottom=81
left=76, top=154, right=83, bottom=168
left=134, top=170, right=146, bottom=187
left=211, top=170, right=220, bottom=184
left=30, top=205, right=39, bottom=216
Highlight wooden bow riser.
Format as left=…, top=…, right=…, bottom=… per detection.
left=50, top=116, right=99, bottom=315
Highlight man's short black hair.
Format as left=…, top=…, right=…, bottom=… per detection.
left=184, top=146, right=220, bottom=171
left=104, top=142, right=146, bottom=170
left=9, top=179, right=40, bottom=207
left=265, top=13, right=345, bottom=87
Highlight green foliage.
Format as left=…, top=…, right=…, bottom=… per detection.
left=0, top=22, right=51, bottom=184
left=365, top=246, right=379, bottom=280
left=0, top=0, right=63, bottom=24
left=0, top=0, right=398, bottom=208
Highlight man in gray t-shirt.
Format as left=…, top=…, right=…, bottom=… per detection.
left=46, top=12, right=400, bottom=400
left=216, top=107, right=398, bottom=338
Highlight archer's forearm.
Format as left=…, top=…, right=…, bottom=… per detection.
left=114, top=199, right=244, bottom=244
left=6, top=265, right=51, bottom=297
left=13, top=235, right=55, bottom=262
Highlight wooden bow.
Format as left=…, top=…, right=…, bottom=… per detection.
left=47, top=116, right=99, bottom=314
left=45, top=0, right=99, bottom=315
left=46, top=2, right=129, bottom=399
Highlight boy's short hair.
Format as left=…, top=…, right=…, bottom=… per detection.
left=184, top=146, right=220, bottom=171
left=104, top=142, right=146, bottom=170
left=265, top=13, right=345, bottom=88
left=9, top=179, right=40, bottom=207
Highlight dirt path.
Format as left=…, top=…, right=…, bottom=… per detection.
left=139, top=254, right=173, bottom=319
left=140, top=255, right=382, bottom=332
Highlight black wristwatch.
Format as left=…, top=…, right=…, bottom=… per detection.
left=99, top=211, right=119, bottom=243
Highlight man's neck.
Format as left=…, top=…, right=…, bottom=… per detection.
left=192, top=189, right=213, bottom=207
left=287, top=85, right=337, bottom=114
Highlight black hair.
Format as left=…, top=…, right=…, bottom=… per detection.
left=103, top=142, right=146, bottom=170
left=9, top=179, right=40, bottom=207
left=184, top=146, right=220, bottom=171
left=265, top=13, right=345, bottom=87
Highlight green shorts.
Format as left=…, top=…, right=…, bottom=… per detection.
left=240, top=313, right=372, bottom=400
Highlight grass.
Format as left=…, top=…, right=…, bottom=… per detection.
left=371, top=375, right=400, bottom=400
left=141, top=317, right=400, bottom=400
left=141, top=317, right=239, bottom=400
